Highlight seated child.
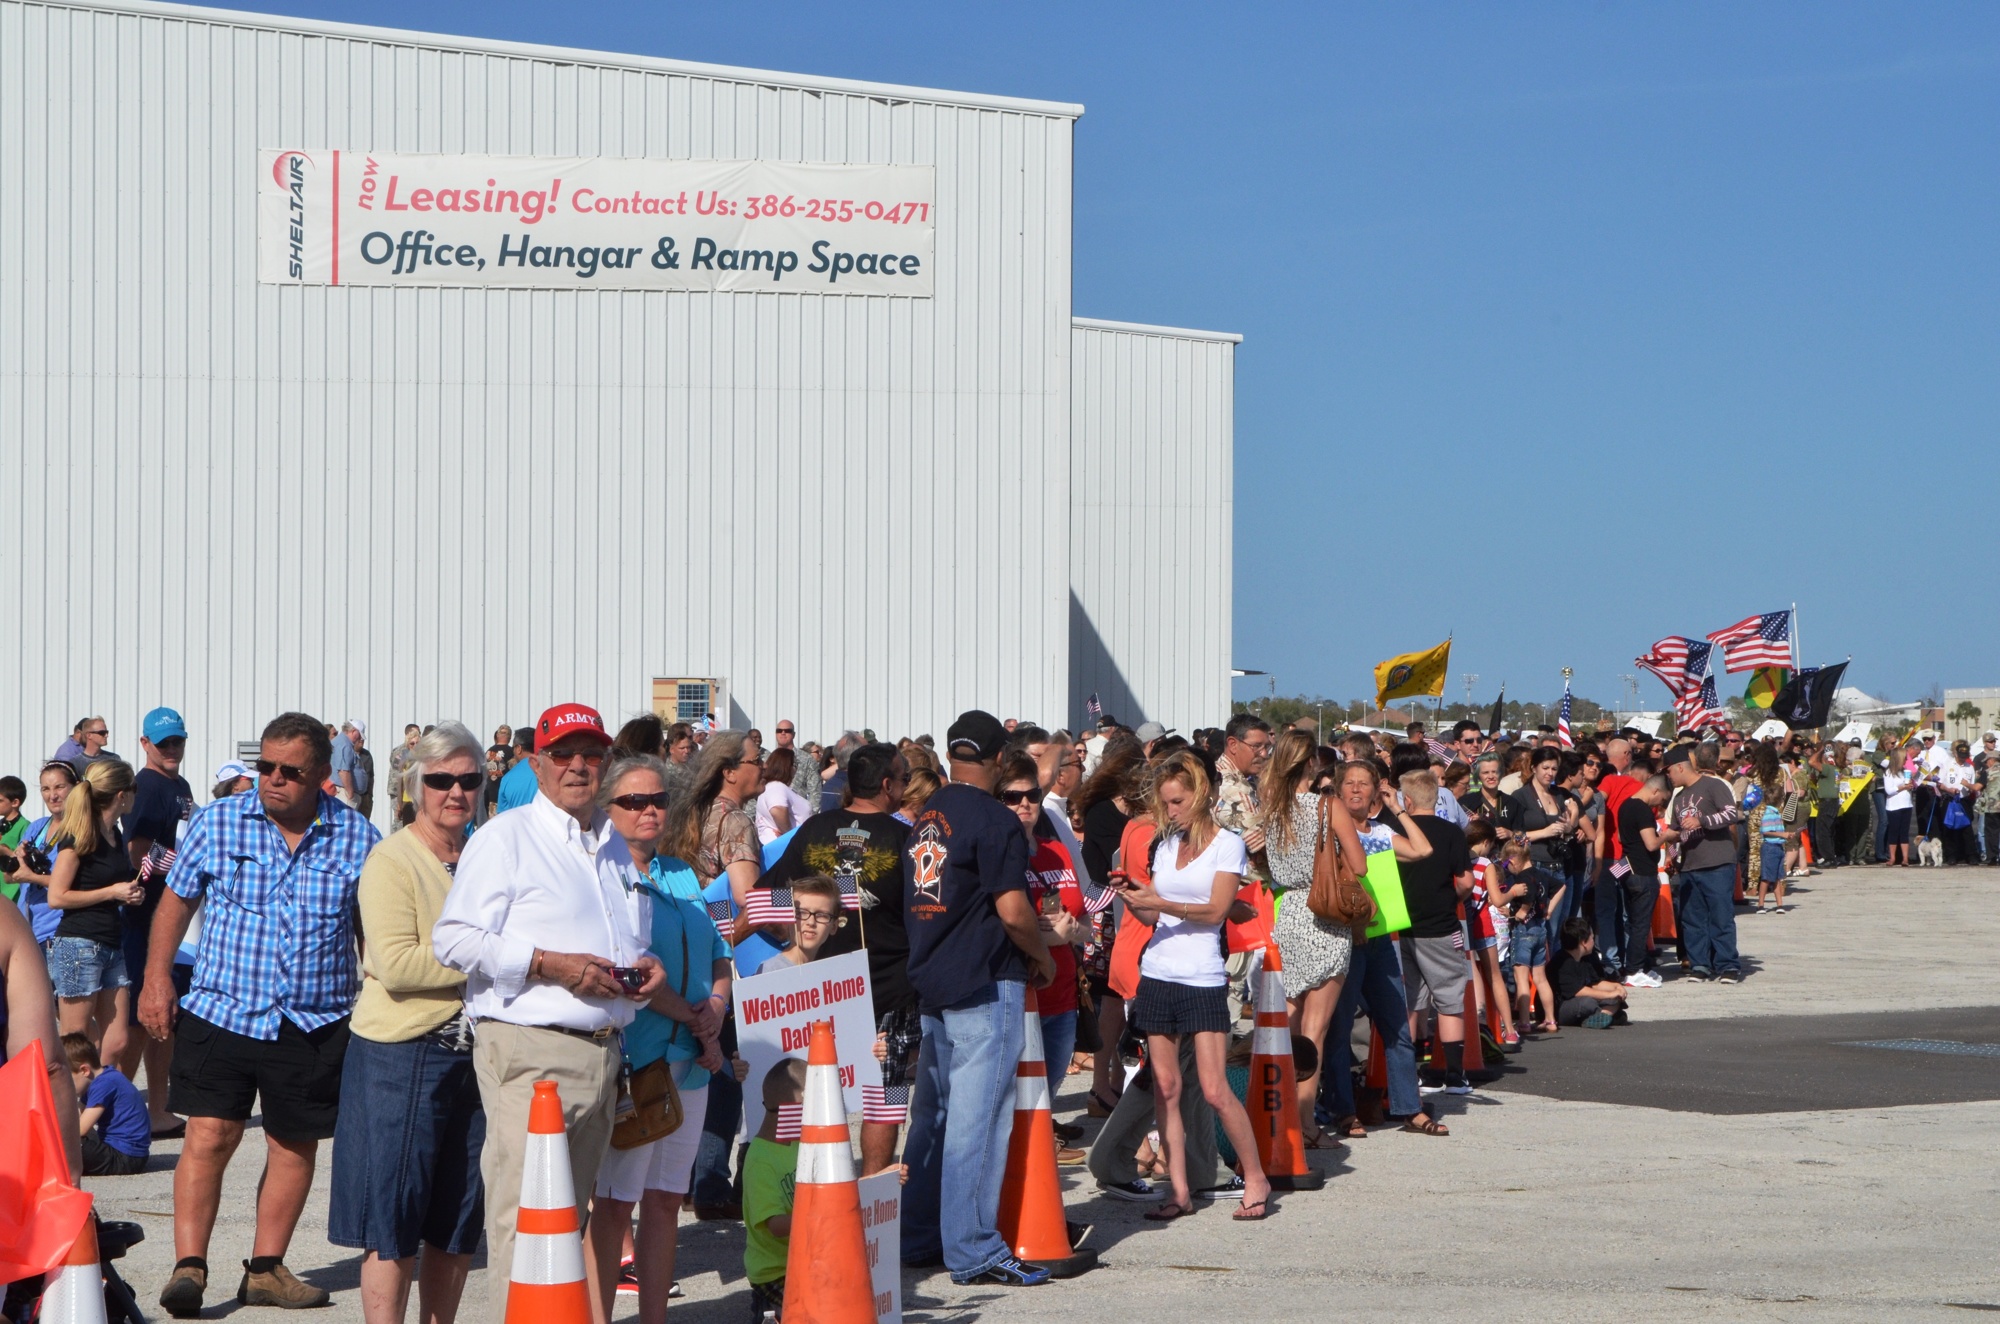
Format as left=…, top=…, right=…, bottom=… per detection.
left=66, top=1032, right=150, bottom=1176
left=1548, top=919, right=1629, bottom=1028
left=756, top=876, right=846, bottom=973
left=1215, top=1032, right=1318, bottom=1173
left=743, top=1058, right=809, bottom=1323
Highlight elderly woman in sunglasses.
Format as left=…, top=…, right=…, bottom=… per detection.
left=328, top=722, right=488, bottom=1324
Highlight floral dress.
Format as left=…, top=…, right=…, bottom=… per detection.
left=1265, top=792, right=1353, bottom=998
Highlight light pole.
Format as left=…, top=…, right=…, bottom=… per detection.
left=1463, top=673, right=1478, bottom=716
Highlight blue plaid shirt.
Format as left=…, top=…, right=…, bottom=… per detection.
left=166, top=788, right=381, bottom=1040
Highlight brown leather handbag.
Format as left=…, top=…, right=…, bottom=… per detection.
left=1306, top=795, right=1376, bottom=928
left=611, top=927, right=688, bottom=1151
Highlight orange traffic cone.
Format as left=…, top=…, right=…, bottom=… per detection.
left=996, top=986, right=1097, bottom=1277
left=38, top=1216, right=106, bottom=1324
left=1244, top=947, right=1322, bottom=1191
left=782, top=1020, right=877, bottom=1324
left=1459, top=966, right=1486, bottom=1077
left=1364, top=1024, right=1386, bottom=1091
left=503, top=1082, right=591, bottom=1324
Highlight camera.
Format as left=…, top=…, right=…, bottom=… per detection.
left=17, top=842, right=51, bottom=875
left=611, top=966, right=648, bottom=993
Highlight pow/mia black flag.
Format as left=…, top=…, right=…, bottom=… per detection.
left=1772, top=661, right=1849, bottom=730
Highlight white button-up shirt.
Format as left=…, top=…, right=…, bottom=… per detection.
left=433, top=790, right=649, bottom=1032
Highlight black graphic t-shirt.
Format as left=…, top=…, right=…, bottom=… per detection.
left=903, top=784, right=1030, bottom=1013
left=761, top=810, right=912, bottom=1014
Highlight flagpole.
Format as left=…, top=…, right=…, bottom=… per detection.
left=1791, top=602, right=1800, bottom=671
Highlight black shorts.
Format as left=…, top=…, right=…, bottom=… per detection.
left=1129, top=976, right=1230, bottom=1037
left=168, top=1011, right=351, bottom=1142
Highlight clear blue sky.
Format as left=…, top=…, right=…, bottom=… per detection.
left=218, top=0, right=2000, bottom=711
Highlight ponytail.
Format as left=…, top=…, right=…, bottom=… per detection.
left=56, top=758, right=135, bottom=855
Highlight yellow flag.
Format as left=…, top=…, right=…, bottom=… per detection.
left=1374, top=639, right=1451, bottom=710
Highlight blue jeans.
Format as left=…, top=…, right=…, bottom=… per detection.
left=691, top=1013, right=741, bottom=1209
left=1594, top=864, right=1627, bottom=972
left=1679, top=864, right=1739, bottom=975
left=1323, top=934, right=1422, bottom=1120
left=1758, top=841, right=1786, bottom=893
left=902, top=980, right=1025, bottom=1280
left=1039, top=1010, right=1077, bottom=1092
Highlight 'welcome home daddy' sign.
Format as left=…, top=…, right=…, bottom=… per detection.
left=258, top=150, right=935, bottom=294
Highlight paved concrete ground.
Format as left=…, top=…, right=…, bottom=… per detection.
left=90, top=865, right=2000, bottom=1322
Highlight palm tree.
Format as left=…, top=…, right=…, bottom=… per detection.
left=1949, top=700, right=1983, bottom=737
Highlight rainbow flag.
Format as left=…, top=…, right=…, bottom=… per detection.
left=1743, top=666, right=1789, bottom=710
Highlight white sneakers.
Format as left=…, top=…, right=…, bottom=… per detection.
left=1623, top=970, right=1663, bottom=989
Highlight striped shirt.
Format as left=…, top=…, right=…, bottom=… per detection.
left=166, top=788, right=381, bottom=1039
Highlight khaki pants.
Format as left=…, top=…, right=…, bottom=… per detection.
left=473, top=1021, right=621, bottom=1324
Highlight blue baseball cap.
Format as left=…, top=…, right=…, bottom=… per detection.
left=143, top=707, right=188, bottom=743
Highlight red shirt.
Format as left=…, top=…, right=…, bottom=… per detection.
left=1027, top=836, right=1082, bottom=1015
left=1597, top=774, right=1642, bottom=861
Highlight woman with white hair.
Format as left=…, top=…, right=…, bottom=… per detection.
left=328, top=722, right=487, bottom=1324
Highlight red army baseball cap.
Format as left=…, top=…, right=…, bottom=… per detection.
left=535, top=703, right=614, bottom=751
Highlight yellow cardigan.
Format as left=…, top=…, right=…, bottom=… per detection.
left=352, top=827, right=467, bottom=1042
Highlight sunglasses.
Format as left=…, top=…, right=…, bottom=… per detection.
left=543, top=748, right=607, bottom=767
left=999, top=787, right=1046, bottom=806
left=422, top=772, right=483, bottom=793
left=255, top=758, right=312, bottom=783
left=776, top=727, right=795, bottom=735
left=610, top=791, right=670, bottom=811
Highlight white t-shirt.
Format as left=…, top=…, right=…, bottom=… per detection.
left=1883, top=770, right=1912, bottom=812
left=1139, top=828, right=1250, bottom=989
left=755, top=781, right=811, bottom=844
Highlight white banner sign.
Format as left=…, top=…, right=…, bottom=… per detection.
left=733, top=950, right=880, bottom=1139
left=858, top=1170, right=902, bottom=1324
left=259, top=150, right=935, bottom=294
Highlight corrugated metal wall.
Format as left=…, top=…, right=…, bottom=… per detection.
left=1069, top=318, right=1236, bottom=735
left=0, top=0, right=1077, bottom=798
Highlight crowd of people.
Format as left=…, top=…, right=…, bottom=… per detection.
left=0, top=696, right=1980, bottom=1323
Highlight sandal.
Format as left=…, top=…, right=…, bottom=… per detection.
left=1232, top=1195, right=1273, bottom=1221
left=1300, top=1127, right=1344, bottom=1151
left=1143, top=1201, right=1194, bottom=1222
left=1331, top=1114, right=1368, bottom=1139
left=1086, top=1088, right=1121, bottom=1118
left=1399, top=1112, right=1450, bottom=1137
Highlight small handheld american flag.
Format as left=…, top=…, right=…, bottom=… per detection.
left=1086, top=692, right=1102, bottom=723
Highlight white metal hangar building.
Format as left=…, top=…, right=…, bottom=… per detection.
left=0, top=0, right=1237, bottom=798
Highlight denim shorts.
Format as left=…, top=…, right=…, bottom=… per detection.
left=327, top=1027, right=486, bottom=1258
left=1509, top=924, right=1549, bottom=970
left=1759, top=840, right=1786, bottom=885
left=46, top=936, right=129, bottom=998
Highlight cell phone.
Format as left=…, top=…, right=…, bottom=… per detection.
left=611, top=966, right=647, bottom=993
left=1105, top=870, right=1132, bottom=890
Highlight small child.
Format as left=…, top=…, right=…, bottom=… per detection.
left=756, top=876, right=846, bottom=973
left=1755, top=787, right=1789, bottom=915
left=1548, top=919, right=1629, bottom=1028
left=742, top=1058, right=809, bottom=1323
left=66, top=1032, right=150, bottom=1175
left=1494, top=841, right=1558, bottom=1033
left=0, top=775, right=28, bottom=903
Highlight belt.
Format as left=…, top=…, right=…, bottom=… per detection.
left=476, top=1017, right=621, bottom=1044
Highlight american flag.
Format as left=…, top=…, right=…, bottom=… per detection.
left=1086, top=692, right=1102, bottom=723
left=1075, top=870, right=1120, bottom=915
left=1635, top=637, right=1713, bottom=695
left=861, top=1083, right=910, bottom=1124
left=739, top=877, right=863, bottom=927
left=1706, top=610, right=1792, bottom=673
left=705, top=894, right=735, bottom=926
left=773, top=1102, right=803, bottom=1143
left=1675, top=672, right=1726, bottom=732
left=1557, top=685, right=1573, bottom=749
left=138, top=844, right=176, bottom=883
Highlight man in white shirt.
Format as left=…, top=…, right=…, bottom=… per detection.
left=433, top=702, right=662, bottom=1323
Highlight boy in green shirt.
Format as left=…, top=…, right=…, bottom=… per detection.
left=743, top=1058, right=808, bottom=1323
left=0, top=776, right=29, bottom=903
